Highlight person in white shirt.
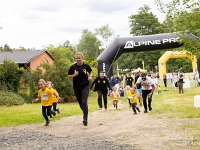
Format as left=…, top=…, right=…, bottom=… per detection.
left=135, top=72, right=155, bottom=113
left=193, top=69, right=199, bottom=87
left=171, top=72, right=178, bottom=91
left=151, top=72, right=158, bottom=95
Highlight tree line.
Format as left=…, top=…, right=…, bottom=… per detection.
left=0, top=0, right=199, bottom=102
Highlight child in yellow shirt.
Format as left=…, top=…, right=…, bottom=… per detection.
left=157, top=84, right=161, bottom=94
left=47, top=81, right=61, bottom=116
left=126, top=85, right=131, bottom=107
left=128, top=88, right=141, bottom=114
left=110, top=86, right=120, bottom=109
left=32, top=79, right=60, bottom=126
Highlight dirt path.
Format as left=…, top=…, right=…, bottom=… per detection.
left=1, top=104, right=200, bottom=150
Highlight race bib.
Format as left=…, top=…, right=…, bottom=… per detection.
left=41, top=94, right=48, bottom=100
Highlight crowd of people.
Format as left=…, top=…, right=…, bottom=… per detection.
left=32, top=51, right=199, bottom=127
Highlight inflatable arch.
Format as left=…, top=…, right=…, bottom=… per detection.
left=158, top=51, right=197, bottom=78
left=97, top=33, right=196, bottom=78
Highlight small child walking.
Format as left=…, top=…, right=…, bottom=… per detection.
left=110, top=86, right=120, bottom=109
left=32, top=79, right=61, bottom=126
left=128, top=88, right=141, bottom=114
left=157, top=84, right=161, bottom=94
left=47, top=81, right=61, bottom=115
left=126, top=85, right=131, bottom=107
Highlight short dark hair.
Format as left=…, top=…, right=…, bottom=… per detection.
left=141, top=72, right=146, bottom=77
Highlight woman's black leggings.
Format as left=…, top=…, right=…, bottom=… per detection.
left=42, top=106, right=52, bottom=121
left=74, top=85, right=89, bottom=121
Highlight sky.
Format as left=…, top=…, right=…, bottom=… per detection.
left=0, top=0, right=171, bottom=49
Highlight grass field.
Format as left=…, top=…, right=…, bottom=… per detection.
left=1, top=79, right=200, bottom=127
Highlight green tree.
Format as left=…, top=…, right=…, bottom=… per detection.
left=155, top=0, right=200, bottom=56
left=117, top=5, right=165, bottom=72
left=45, top=45, right=74, bottom=101
left=95, top=24, right=115, bottom=49
left=0, top=59, right=25, bottom=92
left=77, top=29, right=101, bottom=59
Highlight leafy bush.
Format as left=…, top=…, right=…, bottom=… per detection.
left=0, top=91, right=24, bottom=106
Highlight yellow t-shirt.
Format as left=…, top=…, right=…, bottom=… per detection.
left=128, top=92, right=138, bottom=104
left=126, top=89, right=131, bottom=96
left=111, top=91, right=119, bottom=101
left=38, top=88, right=54, bottom=106
left=49, top=88, right=57, bottom=103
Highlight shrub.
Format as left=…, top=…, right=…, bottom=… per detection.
left=0, top=91, right=24, bottom=106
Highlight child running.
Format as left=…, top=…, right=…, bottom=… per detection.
left=47, top=81, right=61, bottom=115
left=126, top=85, right=131, bottom=107
left=128, top=88, right=141, bottom=114
left=32, top=79, right=61, bottom=126
left=110, top=86, right=120, bottom=109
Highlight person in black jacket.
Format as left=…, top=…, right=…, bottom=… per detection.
left=90, top=71, right=111, bottom=110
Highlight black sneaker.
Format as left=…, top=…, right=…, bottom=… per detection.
left=137, top=108, right=141, bottom=113
left=57, top=108, right=60, bottom=114
left=83, top=120, right=88, bottom=126
left=45, top=120, right=50, bottom=126
left=144, top=110, right=148, bottom=113
left=52, top=110, right=56, bottom=116
left=149, top=106, right=152, bottom=111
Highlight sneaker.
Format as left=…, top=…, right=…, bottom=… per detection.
left=137, top=108, right=141, bottom=113
left=144, top=110, right=148, bottom=113
left=52, top=110, right=56, bottom=116
left=45, top=120, right=50, bottom=126
left=57, top=108, right=60, bottom=114
left=133, top=112, right=137, bottom=115
left=149, top=106, right=152, bottom=111
left=98, top=108, right=102, bottom=110
left=83, top=120, right=88, bottom=126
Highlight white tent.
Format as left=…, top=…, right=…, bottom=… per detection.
left=131, top=67, right=147, bottom=73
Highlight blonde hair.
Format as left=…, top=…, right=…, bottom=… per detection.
left=47, top=81, right=54, bottom=87
left=75, top=52, right=84, bottom=59
left=38, top=79, right=47, bottom=86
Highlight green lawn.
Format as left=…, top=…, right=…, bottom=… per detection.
left=150, top=80, right=200, bottom=118
left=1, top=80, right=200, bottom=127
left=0, top=92, right=101, bottom=127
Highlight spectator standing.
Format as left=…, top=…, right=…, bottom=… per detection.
left=193, top=68, right=199, bottom=87
left=125, top=73, right=134, bottom=87
left=163, top=73, right=167, bottom=87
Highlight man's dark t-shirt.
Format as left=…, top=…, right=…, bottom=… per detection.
left=126, top=77, right=134, bottom=87
left=134, top=75, right=141, bottom=89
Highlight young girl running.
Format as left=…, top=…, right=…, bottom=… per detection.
left=110, top=86, right=120, bottom=109
left=47, top=81, right=61, bottom=115
left=32, top=79, right=60, bottom=126
left=126, top=85, right=131, bottom=107
left=128, top=88, right=141, bottom=114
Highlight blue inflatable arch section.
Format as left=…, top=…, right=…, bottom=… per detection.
left=97, top=33, right=196, bottom=78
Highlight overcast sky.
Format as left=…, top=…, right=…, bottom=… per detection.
left=0, top=0, right=171, bottom=49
